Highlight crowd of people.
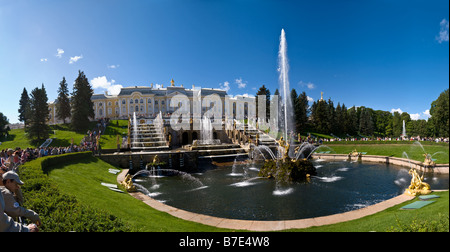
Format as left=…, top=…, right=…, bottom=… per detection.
left=315, top=136, right=449, bottom=143
left=1, top=119, right=109, bottom=232
left=1, top=147, right=40, bottom=231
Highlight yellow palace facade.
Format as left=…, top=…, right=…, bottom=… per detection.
left=47, top=80, right=255, bottom=125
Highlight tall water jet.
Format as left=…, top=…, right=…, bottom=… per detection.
left=200, top=115, right=213, bottom=144
left=133, top=112, right=138, bottom=145
left=278, top=29, right=294, bottom=142
left=401, top=120, right=406, bottom=139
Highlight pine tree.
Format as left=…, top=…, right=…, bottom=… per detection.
left=335, top=102, right=343, bottom=135
left=347, top=106, right=358, bottom=136
left=56, top=77, right=71, bottom=124
left=26, top=84, right=50, bottom=142
left=71, top=70, right=94, bottom=132
left=255, top=85, right=271, bottom=121
left=290, top=88, right=299, bottom=133
left=327, top=98, right=336, bottom=134
left=359, top=107, right=374, bottom=136
left=18, top=87, right=31, bottom=127
left=0, top=113, right=10, bottom=138
left=311, top=99, right=329, bottom=133
left=297, top=91, right=309, bottom=133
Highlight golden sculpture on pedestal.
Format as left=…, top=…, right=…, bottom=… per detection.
left=423, top=153, right=435, bottom=167
left=121, top=174, right=137, bottom=192
left=277, top=137, right=290, bottom=162
left=404, top=168, right=431, bottom=196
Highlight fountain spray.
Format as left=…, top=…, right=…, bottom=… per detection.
left=278, top=29, right=294, bottom=142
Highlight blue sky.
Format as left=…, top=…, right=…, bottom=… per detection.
left=0, top=0, right=448, bottom=124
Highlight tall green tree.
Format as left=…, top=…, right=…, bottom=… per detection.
left=429, top=89, right=449, bottom=137
left=0, top=112, right=10, bottom=139
left=255, top=85, right=271, bottom=121
left=347, top=106, right=358, bottom=136
left=18, top=88, right=31, bottom=127
left=71, top=70, right=94, bottom=132
left=392, top=111, right=402, bottom=137
left=311, top=99, right=329, bottom=133
left=26, top=84, right=50, bottom=142
left=359, top=107, right=374, bottom=136
left=297, top=91, right=309, bottom=133
left=290, top=88, right=299, bottom=133
left=56, top=76, right=71, bottom=124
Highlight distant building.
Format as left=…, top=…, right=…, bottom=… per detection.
left=47, top=80, right=255, bottom=125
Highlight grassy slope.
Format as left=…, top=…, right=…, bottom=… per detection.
left=47, top=155, right=231, bottom=232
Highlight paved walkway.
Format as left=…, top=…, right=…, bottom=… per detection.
left=118, top=169, right=418, bottom=231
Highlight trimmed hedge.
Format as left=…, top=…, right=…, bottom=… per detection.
left=18, top=152, right=135, bottom=232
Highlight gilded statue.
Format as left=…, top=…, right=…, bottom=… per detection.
left=121, top=174, right=137, bottom=192
left=277, top=137, right=290, bottom=161
left=423, top=153, right=435, bottom=167
left=405, top=168, right=431, bottom=196
left=152, top=155, right=160, bottom=164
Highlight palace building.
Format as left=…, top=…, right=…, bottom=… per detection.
left=47, top=79, right=256, bottom=125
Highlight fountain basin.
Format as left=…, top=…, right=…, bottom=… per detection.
left=132, top=160, right=449, bottom=221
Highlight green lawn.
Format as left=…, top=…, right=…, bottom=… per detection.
left=45, top=154, right=448, bottom=232
left=47, top=155, right=231, bottom=231
left=1, top=123, right=94, bottom=149
left=292, top=191, right=448, bottom=232
left=98, top=120, right=129, bottom=149
left=320, top=143, right=449, bottom=164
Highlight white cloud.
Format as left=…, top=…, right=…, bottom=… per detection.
left=219, top=81, right=230, bottom=92
left=241, top=93, right=255, bottom=98
left=299, top=81, right=315, bottom=90
left=307, top=96, right=314, bottom=102
left=91, top=76, right=123, bottom=95
left=56, top=48, right=64, bottom=58
left=391, top=108, right=403, bottom=114
left=437, top=19, right=449, bottom=43
left=392, top=109, right=431, bottom=120
left=107, top=64, right=119, bottom=69
left=235, top=78, right=247, bottom=88
left=40, top=58, right=47, bottom=62
left=69, top=55, right=83, bottom=64
left=410, top=113, right=420, bottom=120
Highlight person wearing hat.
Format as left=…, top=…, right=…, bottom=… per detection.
left=1, top=192, right=38, bottom=232
left=4, top=149, right=15, bottom=171
left=1, top=171, right=41, bottom=226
